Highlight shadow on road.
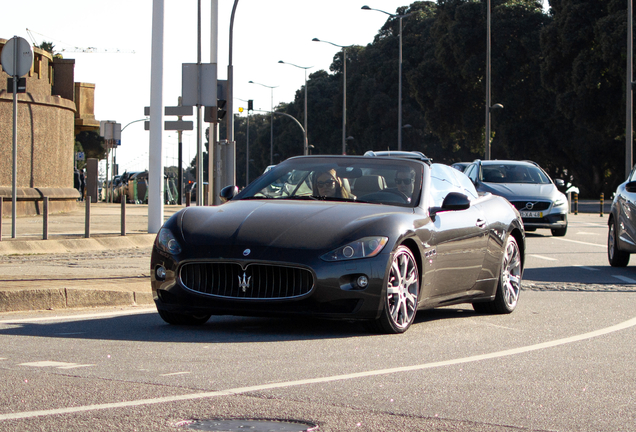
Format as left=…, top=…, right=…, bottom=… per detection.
left=0, top=305, right=480, bottom=343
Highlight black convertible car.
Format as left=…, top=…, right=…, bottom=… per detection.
left=151, top=153, right=525, bottom=333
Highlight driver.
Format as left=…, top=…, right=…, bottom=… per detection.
left=313, top=169, right=353, bottom=199
left=394, top=167, right=416, bottom=200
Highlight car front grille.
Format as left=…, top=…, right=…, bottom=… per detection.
left=510, top=201, right=551, bottom=211
left=179, top=262, right=314, bottom=299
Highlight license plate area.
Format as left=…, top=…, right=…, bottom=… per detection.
left=520, top=211, right=542, bottom=218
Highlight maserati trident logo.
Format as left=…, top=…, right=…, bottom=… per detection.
left=238, top=272, right=251, bottom=292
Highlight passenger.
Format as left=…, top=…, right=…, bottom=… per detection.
left=394, top=167, right=416, bottom=200
left=313, top=169, right=352, bottom=199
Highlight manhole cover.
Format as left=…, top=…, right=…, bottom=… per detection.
left=185, top=419, right=319, bottom=432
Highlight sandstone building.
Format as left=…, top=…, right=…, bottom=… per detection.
left=0, top=37, right=100, bottom=216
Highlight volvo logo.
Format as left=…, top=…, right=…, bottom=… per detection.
left=525, top=202, right=536, bottom=210
left=238, top=272, right=252, bottom=292
left=243, top=249, right=251, bottom=256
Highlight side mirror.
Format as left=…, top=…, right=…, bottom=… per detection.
left=429, top=192, right=471, bottom=217
left=555, top=179, right=565, bottom=187
left=626, top=181, right=636, bottom=193
left=220, top=185, right=239, bottom=203
left=442, top=192, right=471, bottom=211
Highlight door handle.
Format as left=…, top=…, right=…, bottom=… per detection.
left=476, top=218, right=487, bottom=228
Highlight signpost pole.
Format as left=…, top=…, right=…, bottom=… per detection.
left=11, top=40, right=18, bottom=238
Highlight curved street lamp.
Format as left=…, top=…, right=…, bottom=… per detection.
left=248, top=80, right=278, bottom=165
left=361, top=6, right=414, bottom=151
left=279, top=60, right=312, bottom=155
left=312, top=38, right=352, bottom=154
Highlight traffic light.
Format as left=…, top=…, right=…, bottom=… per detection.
left=248, top=99, right=253, bottom=112
left=216, top=99, right=226, bottom=121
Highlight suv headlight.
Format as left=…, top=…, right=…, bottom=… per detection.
left=156, top=227, right=182, bottom=255
left=321, top=236, right=388, bottom=262
left=553, top=195, right=567, bottom=207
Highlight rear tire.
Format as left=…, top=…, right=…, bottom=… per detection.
left=608, top=218, right=630, bottom=267
left=473, top=235, right=521, bottom=314
left=368, top=246, right=419, bottom=334
left=157, top=309, right=211, bottom=325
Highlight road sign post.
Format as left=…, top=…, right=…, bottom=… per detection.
left=1, top=36, right=34, bottom=238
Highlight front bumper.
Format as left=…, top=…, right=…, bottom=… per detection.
left=150, top=247, right=389, bottom=321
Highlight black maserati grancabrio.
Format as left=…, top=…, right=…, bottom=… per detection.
left=151, top=152, right=525, bottom=333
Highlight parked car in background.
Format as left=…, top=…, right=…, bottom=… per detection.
left=451, top=162, right=470, bottom=172
left=463, top=160, right=568, bottom=236
left=151, top=153, right=525, bottom=334
left=608, top=166, right=636, bottom=266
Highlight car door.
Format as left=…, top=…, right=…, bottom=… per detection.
left=426, top=165, right=489, bottom=298
left=617, top=167, right=636, bottom=250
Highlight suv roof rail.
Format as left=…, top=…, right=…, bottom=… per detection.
left=364, top=150, right=432, bottom=165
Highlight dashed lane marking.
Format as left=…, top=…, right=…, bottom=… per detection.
left=19, top=361, right=95, bottom=369
left=613, top=275, right=636, bottom=284
left=574, top=265, right=599, bottom=271
left=528, top=254, right=558, bottom=261
left=2, top=315, right=636, bottom=422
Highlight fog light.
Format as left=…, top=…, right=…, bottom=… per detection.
left=156, top=266, right=166, bottom=281
left=357, top=275, right=369, bottom=288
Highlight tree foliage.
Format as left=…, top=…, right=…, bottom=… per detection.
left=75, top=131, right=107, bottom=161
left=192, top=0, right=634, bottom=198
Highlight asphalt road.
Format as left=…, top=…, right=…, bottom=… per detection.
left=0, top=214, right=635, bottom=431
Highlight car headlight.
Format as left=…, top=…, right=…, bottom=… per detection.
left=321, top=236, right=388, bottom=262
left=553, top=195, right=567, bottom=207
left=156, top=227, right=182, bottom=255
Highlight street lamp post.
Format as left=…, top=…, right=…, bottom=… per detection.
left=627, top=0, right=633, bottom=179
left=248, top=81, right=277, bottom=165
left=279, top=60, right=312, bottom=155
left=485, top=0, right=492, bottom=160
left=362, top=6, right=414, bottom=151
left=313, top=38, right=351, bottom=154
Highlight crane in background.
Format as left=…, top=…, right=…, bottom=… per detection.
left=26, top=28, right=135, bottom=54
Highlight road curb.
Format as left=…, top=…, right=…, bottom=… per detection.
left=0, top=287, right=154, bottom=313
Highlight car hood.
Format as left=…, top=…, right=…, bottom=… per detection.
left=177, top=200, right=403, bottom=259
left=482, top=182, right=561, bottom=201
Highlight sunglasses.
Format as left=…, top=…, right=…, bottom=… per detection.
left=317, top=180, right=336, bottom=187
left=394, top=178, right=413, bottom=185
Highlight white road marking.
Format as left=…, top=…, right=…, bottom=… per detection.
left=160, top=372, right=191, bottom=377
left=554, top=237, right=606, bottom=248
left=612, top=275, right=636, bottom=284
left=0, top=308, right=155, bottom=325
left=528, top=254, right=558, bottom=261
left=574, top=265, right=599, bottom=271
left=19, top=361, right=95, bottom=369
left=2, top=315, right=636, bottom=422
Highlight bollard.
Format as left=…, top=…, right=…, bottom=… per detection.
left=186, top=192, right=191, bottom=207
left=574, top=193, right=578, bottom=215
left=85, top=196, right=91, bottom=238
left=121, top=197, right=126, bottom=236
left=600, top=192, right=604, bottom=217
left=43, top=197, right=49, bottom=240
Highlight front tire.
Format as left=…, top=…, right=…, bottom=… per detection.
left=551, top=225, right=567, bottom=237
left=473, top=235, right=521, bottom=314
left=369, top=246, right=419, bottom=334
left=157, top=309, right=211, bottom=325
left=608, top=218, right=630, bottom=267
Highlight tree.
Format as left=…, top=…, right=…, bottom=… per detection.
left=75, top=131, right=107, bottom=161
left=38, top=41, right=55, bottom=54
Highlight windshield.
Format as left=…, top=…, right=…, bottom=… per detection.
left=238, top=156, right=424, bottom=207
left=482, top=164, right=551, bottom=184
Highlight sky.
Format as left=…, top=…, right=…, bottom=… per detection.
left=4, top=0, right=413, bottom=174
